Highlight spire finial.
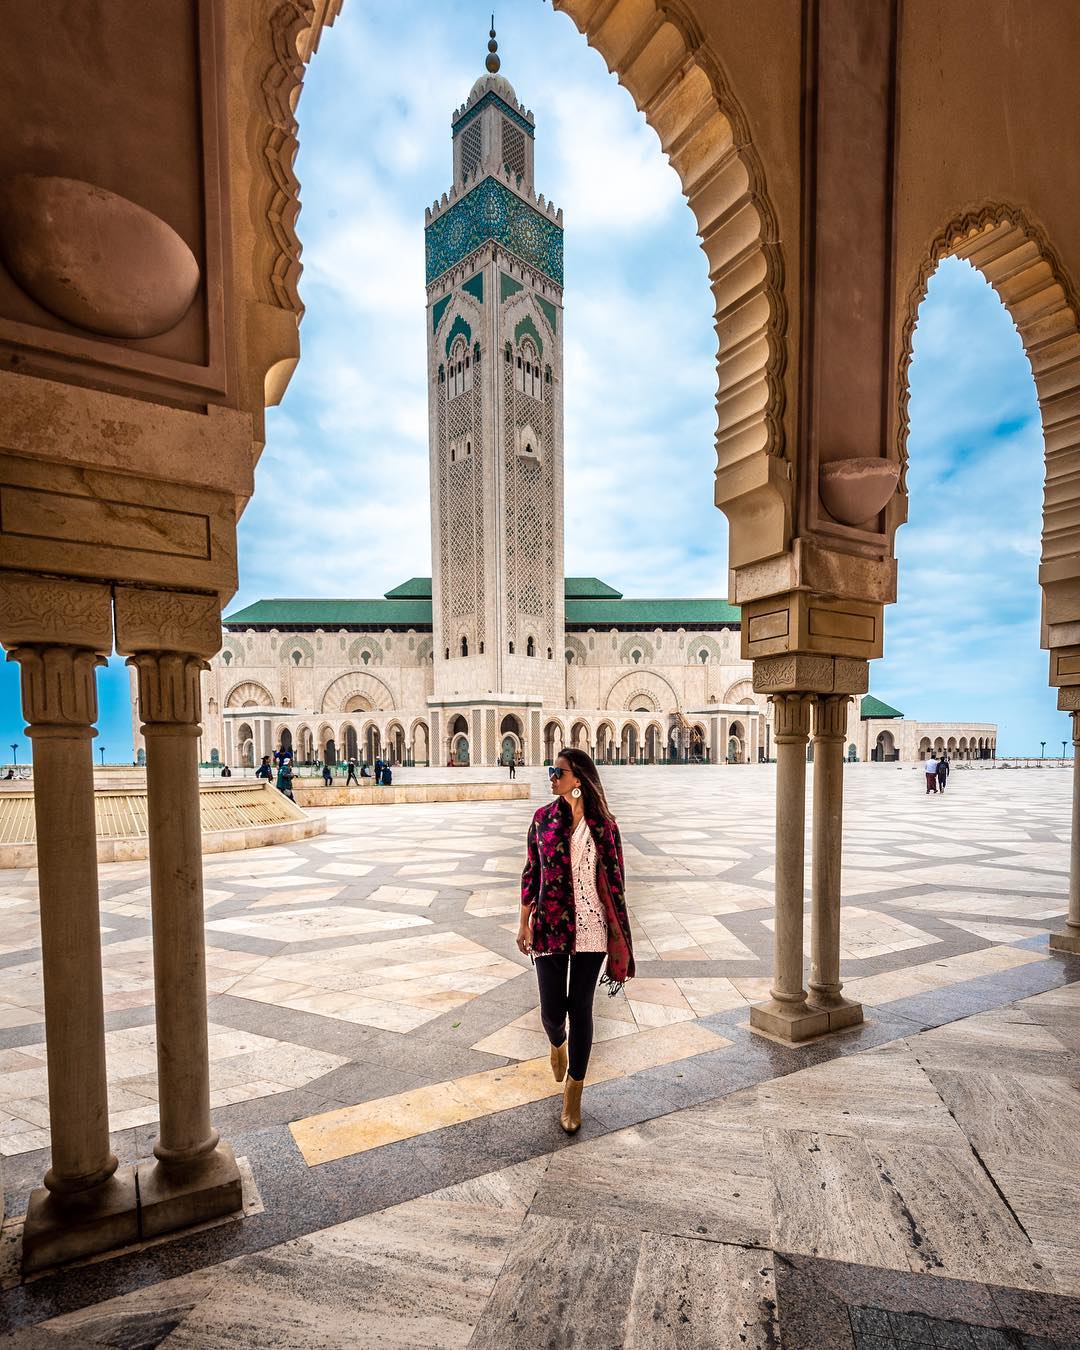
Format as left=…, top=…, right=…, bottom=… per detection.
left=486, top=15, right=500, bottom=73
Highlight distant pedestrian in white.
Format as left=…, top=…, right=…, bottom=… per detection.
left=924, top=755, right=938, bottom=794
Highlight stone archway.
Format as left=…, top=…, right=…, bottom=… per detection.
left=319, top=670, right=396, bottom=715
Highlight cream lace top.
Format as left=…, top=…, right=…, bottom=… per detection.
left=569, top=816, right=608, bottom=953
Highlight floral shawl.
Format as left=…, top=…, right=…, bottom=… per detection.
left=520, top=797, right=636, bottom=994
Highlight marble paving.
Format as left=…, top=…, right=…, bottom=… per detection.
left=1, top=764, right=1079, bottom=1346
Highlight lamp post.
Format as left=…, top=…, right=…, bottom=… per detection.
left=99, top=746, right=106, bottom=768
left=1041, top=741, right=1047, bottom=760
left=9, top=743, right=16, bottom=767
left=1064, top=741, right=1069, bottom=760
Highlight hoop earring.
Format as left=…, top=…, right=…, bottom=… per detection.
left=571, top=787, right=582, bottom=799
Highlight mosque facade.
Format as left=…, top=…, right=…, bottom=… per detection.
left=133, top=51, right=994, bottom=772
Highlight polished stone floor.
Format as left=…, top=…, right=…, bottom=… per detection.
left=1, top=764, right=1079, bottom=1346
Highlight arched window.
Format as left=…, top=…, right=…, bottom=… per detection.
left=547, top=647, right=552, bottom=659
left=438, top=364, right=445, bottom=384
left=527, top=636, right=536, bottom=656
left=222, top=650, right=232, bottom=666
left=291, top=650, right=302, bottom=665
left=508, top=641, right=515, bottom=655
left=473, top=341, right=481, bottom=364
left=448, top=337, right=472, bottom=398
left=460, top=635, right=468, bottom=657
left=445, top=647, right=450, bottom=660
left=504, top=341, right=512, bottom=363
left=698, top=649, right=709, bottom=664
left=565, top=650, right=574, bottom=664
left=515, top=338, right=543, bottom=399
left=631, top=649, right=642, bottom=665
left=361, top=651, right=371, bottom=666
left=466, top=439, right=471, bottom=456
left=479, top=641, right=485, bottom=654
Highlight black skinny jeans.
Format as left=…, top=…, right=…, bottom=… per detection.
left=535, top=952, right=606, bottom=1080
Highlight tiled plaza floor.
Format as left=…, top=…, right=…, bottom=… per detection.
left=1, top=764, right=1079, bottom=1346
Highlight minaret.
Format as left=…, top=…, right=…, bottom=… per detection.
left=424, top=24, right=565, bottom=765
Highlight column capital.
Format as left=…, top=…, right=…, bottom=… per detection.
left=812, top=692, right=851, bottom=741
left=0, top=574, right=112, bottom=653
left=769, top=692, right=812, bottom=742
left=7, top=646, right=104, bottom=729
left=128, top=652, right=207, bottom=730
left=114, top=588, right=221, bottom=660
left=753, top=653, right=869, bottom=696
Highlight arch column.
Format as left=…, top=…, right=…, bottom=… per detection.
left=116, top=589, right=242, bottom=1238
left=1051, top=700, right=1080, bottom=953
left=750, top=693, right=828, bottom=1041
left=808, top=693, right=863, bottom=1028
left=1, top=576, right=140, bottom=1272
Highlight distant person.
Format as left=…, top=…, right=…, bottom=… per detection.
left=447, top=756, right=455, bottom=768
left=374, top=757, right=385, bottom=785
left=937, top=754, right=950, bottom=794
left=346, top=759, right=360, bottom=787
left=924, top=754, right=939, bottom=794
left=361, top=761, right=371, bottom=778
left=255, top=756, right=273, bottom=781
left=381, top=763, right=393, bottom=787
left=276, top=759, right=295, bottom=801
left=220, top=764, right=232, bottom=778
left=3, top=768, right=13, bottom=781
left=507, top=755, right=516, bottom=780
left=322, top=763, right=333, bottom=787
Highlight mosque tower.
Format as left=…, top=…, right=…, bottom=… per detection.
left=424, top=22, right=565, bottom=764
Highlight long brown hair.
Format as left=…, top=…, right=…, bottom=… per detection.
left=557, top=747, right=614, bottom=824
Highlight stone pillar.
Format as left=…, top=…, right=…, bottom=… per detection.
left=114, top=589, right=241, bottom=1238
left=750, top=694, right=828, bottom=1041
left=1051, top=708, right=1080, bottom=954
left=0, top=575, right=139, bottom=1272
left=807, top=694, right=863, bottom=1029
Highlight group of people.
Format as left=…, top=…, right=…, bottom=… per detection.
left=255, top=754, right=296, bottom=800
left=923, top=753, right=951, bottom=794
left=343, top=757, right=393, bottom=787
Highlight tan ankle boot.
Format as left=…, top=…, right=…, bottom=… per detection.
left=560, top=1076, right=584, bottom=1134
left=550, top=1042, right=568, bottom=1083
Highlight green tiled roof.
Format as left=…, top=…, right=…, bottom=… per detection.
left=564, top=577, right=623, bottom=599
left=860, top=695, right=904, bottom=720
left=565, top=598, right=741, bottom=627
left=224, top=578, right=742, bottom=632
left=383, top=577, right=433, bottom=599
left=223, top=598, right=432, bottom=628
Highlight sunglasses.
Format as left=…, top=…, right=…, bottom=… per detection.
left=547, top=766, right=564, bottom=779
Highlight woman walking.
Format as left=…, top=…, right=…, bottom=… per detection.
left=517, top=748, right=635, bottom=1134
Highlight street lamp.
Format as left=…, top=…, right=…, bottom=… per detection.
left=9, top=743, right=16, bottom=767
left=99, top=746, right=106, bottom=767
left=1041, top=741, right=1046, bottom=759
left=1063, top=741, right=1068, bottom=760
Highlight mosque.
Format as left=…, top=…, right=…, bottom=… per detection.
left=142, top=43, right=995, bottom=772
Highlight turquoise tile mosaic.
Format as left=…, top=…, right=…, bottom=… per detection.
left=426, top=177, right=563, bottom=286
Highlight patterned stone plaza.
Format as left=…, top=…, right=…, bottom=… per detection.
left=2, top=764, right=1079, bottom=1345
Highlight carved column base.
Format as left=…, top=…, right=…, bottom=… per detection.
left=749, top=999, right=830, bottom=1043
left=1049, top=928, right=1080, bottom=955
left=806, top=989, right=865, bottom=1030
left=137, top=1143, right=242, bottom=1240
left=21, top=1168, right=139, bottom=1274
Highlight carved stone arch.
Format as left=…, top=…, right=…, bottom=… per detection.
left=689, top=634, right=723, bottom=664
left=896, top=205, right=1080, bottom=650
left=619, top=635, right=655, bottom=665
left=347, top=636, right=384, bottom=666
left=319, top=670, right=396, bottom=714
left=281, top=635, right=315, bottom=664
left=225, top=680, right=274, bottom=708
left=605, top=669, right=681, bottom=713
left=723, top=678, right=756, bottom=705
left=564, top=636, right=587, bottom=665
left=434, top=290, right=485, bottom=368
left=553, top=0, right=788, bottom=568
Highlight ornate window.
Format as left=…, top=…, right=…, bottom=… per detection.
left=502, top=119, right=526, bottom=177
left=222, top=651, right=232, bottom=666
left=448, top=336, right=472, bottom=398
left=514, top=337, right=542, bottom=399
left=460, top=635, right=468, bottom=657
left=526, top=635, right=536, bottom=657
left=699, top=649, right=709, bottom=664
left=631, top=649, right=642, bottom=664
left=508, top=641, right=515, bottom=655
left=291, top=650, right=303, bottom=665
left=460, top=120, right=482, bottom=179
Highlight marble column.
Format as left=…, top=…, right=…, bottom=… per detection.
left=750, top=694, right=828, bottom=1041
left=115, top=589, right=242, bottom=1239
left=1051, top=709, right=1080, bottom=954
left=807, top=694, right=863, bottom=1029
left=0, top=576, right=139, bottom=1272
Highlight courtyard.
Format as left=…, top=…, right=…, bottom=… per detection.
left=1, top=764, right=1078, bottom=1345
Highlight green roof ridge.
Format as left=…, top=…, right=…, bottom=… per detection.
left=860, top=695, right=904, bottom=719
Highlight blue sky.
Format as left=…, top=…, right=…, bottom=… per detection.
left=0, top=0, right=1067, bottom=759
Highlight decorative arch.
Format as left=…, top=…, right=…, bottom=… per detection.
left=896, top=206, right=1080, bottom=638
left=444, top=312, right=472, bottom=357
left=722, top=678, right=756, bottom=705
left=513, top=312, right=543, bottom=355
left=347, top=636, right=384, bottom=666
left=690, top=635, right=724, bottom=664
left=618, top=635, right=655, bottom=665
left=319, top=670, right=396, bottom=714
left=225, top=680, right=273, bottom=708
left=564, top=636, right=587, bottom=665
left=281, top=635, right=314, bottom=664
left=552, top=0, right=788, bottom=568
left=604, top=669, right=681, bottom=714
